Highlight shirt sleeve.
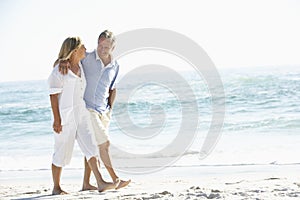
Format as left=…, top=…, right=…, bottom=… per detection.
left=48, top=69, right=63, bottom=95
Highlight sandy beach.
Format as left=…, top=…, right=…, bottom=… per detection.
left=1, top=164, right=299, bottom=200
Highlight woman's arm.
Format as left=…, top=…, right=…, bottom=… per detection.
left=50, top=94, right=62, bottom=133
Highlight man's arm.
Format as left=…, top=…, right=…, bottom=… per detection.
left=108, top=89, right=116, bottom=110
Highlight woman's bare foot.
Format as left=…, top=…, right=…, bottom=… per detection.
left=82, top=183, right=98, bottom=191
left=115, top=178, right=131, bottom=190
left=52, top=187, right=68, bottom=195
left=98, top=181, right=119, bottom=192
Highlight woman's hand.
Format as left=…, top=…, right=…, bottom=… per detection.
left=53, top=119, right=62, bottom=133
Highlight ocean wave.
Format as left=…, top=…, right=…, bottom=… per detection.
left=224, top=117, right=300, bottom=131
left=0, top=106, right=51, bottom=123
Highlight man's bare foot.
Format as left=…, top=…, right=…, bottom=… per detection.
left=114, top=178, right=131, bottom=190
left=98, top=181, right=118, bottom=192
left=52, top=187, right=68, bottom=195
left=81, top=183, right=98, bottom=191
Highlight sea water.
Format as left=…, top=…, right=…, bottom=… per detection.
left=0, top=66, right=300, bottom=173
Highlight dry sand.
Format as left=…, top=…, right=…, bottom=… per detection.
left=1, top=164, right=300, bottom=199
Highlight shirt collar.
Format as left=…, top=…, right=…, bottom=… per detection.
left=95, top=49, right=101, bottom=60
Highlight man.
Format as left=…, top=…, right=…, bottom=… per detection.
left=60, top=30, right=130, bottom=190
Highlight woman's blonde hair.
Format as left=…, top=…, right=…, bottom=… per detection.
left=53, top=37, right=82, bottom=67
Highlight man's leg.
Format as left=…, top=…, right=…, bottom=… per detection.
left=88, top=109, right=130, bottom=189
left=52, top=164, right=67, bottom=195
left=82, top=157, right=97, bottom=191
left=76, top=108, right=117, bottom=192
left=99, top=141, right=117, bottom=180
left=99, top=141, right=131, bottom=189
left=87, top=156, right=117, bottom=192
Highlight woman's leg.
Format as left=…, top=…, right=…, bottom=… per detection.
left=51, top=164, right=67, bottom=195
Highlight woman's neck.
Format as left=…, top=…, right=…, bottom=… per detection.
left=69, top=59, right=81, bottom=77
left=69, top=59, right=79, bottom=67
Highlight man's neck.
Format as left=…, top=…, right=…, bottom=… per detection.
left=100, top=55, right=111, bottom=67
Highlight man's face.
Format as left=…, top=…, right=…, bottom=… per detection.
left=97, top=38, right=114, bottom=59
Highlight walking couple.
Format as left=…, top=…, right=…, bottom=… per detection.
left=48, top=30, right=130, bottom=195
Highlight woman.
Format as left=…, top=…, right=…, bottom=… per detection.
left=48, top=37, right=116, bottom=195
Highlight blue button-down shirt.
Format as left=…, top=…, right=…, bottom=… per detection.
left=81, top=50, right=119, bottom=114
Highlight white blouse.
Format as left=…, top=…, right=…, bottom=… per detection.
left=48, top=63, right=86, bottom=125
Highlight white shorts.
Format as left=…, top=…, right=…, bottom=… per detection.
left=88, top=109, right=111, bottom=145
left=52, top=107, right=98, bottom=167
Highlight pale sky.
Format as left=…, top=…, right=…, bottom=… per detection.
left=0, top=0, right=300, bottom=82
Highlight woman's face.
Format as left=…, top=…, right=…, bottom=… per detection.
left=76, top=44, right=86, bottom=60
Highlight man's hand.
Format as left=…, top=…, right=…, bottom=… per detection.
left=108, top=89, right=116, bottom=110
left=58, top=60, right=70, bottom=75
